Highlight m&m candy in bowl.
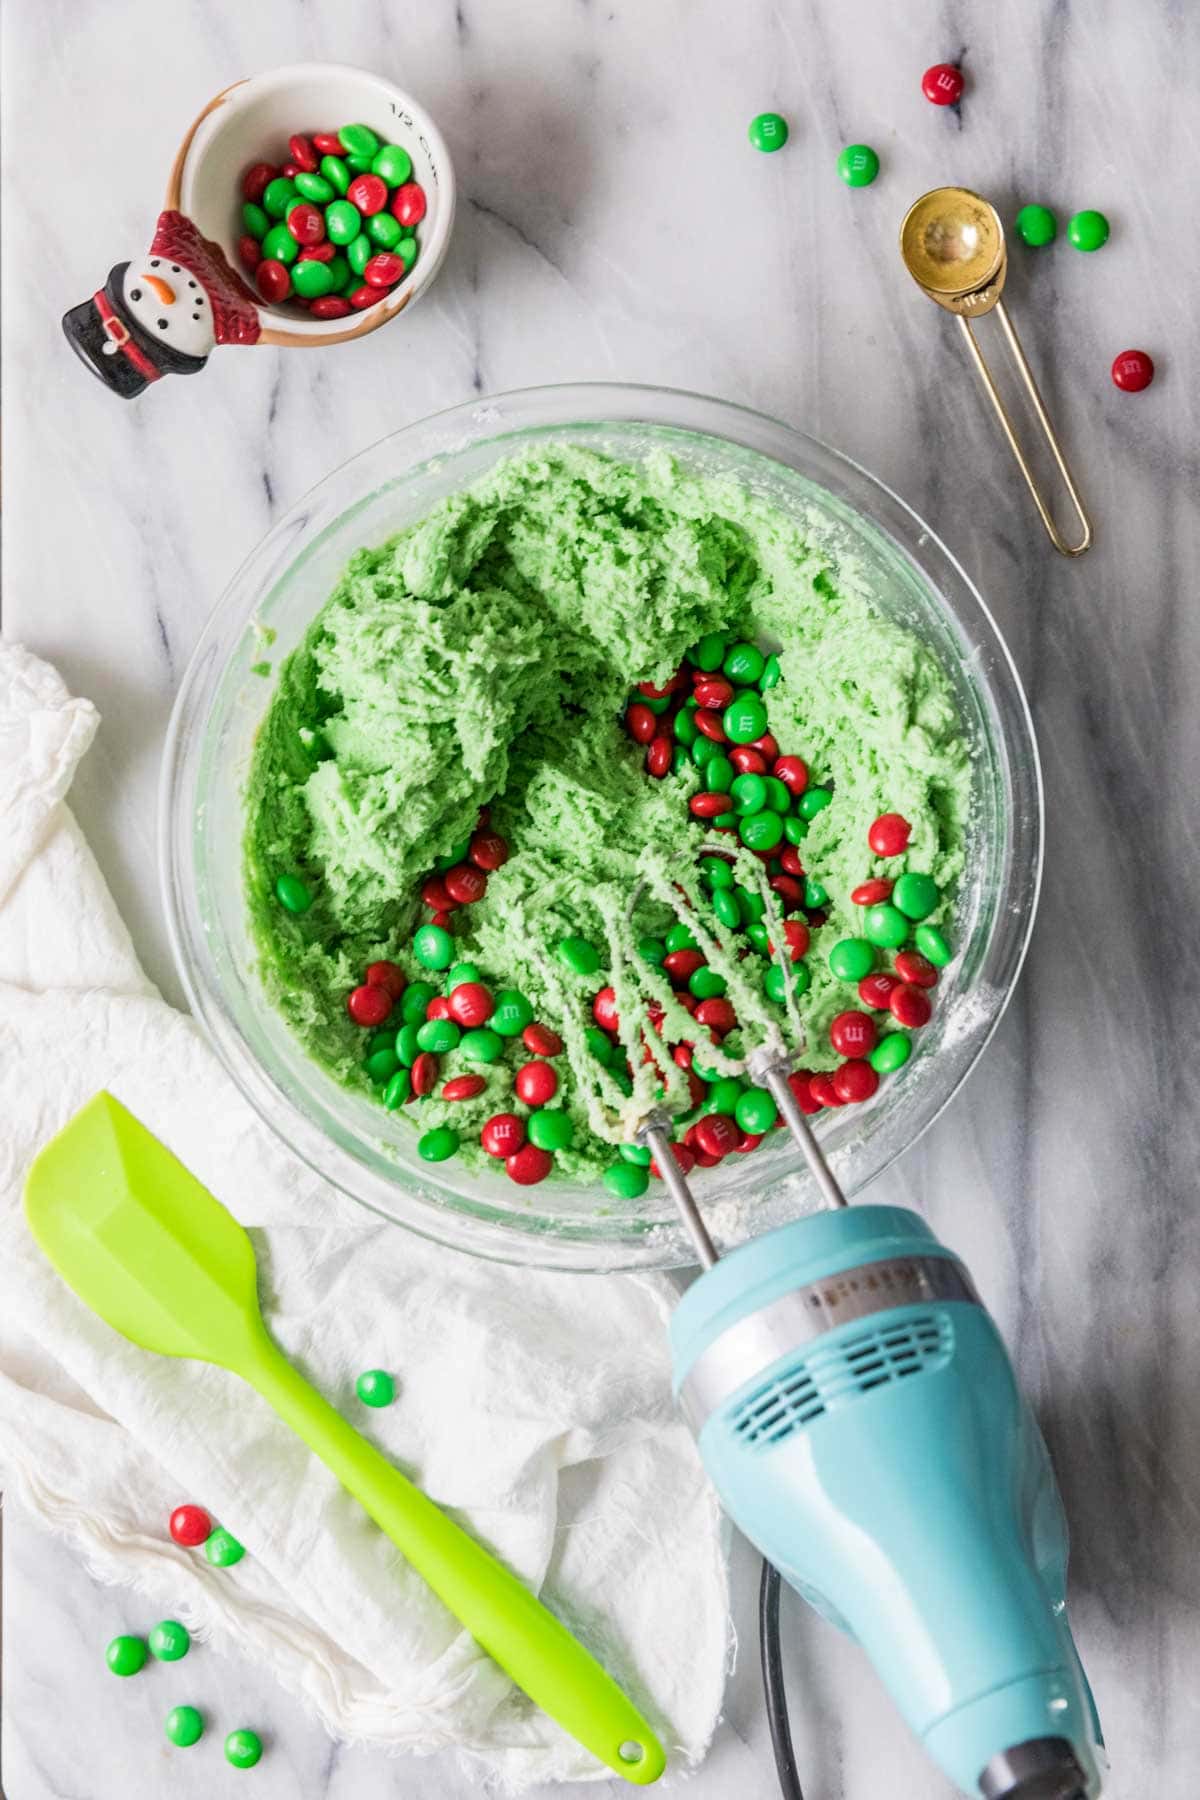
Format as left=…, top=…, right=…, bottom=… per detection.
left=62, top=62, right=456, bottom=399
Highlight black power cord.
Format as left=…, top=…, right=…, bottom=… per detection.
left=759, top=1559, right=805, bottom=1800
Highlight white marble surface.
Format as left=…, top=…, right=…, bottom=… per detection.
left=3, top=1, right=1199, bottom=1796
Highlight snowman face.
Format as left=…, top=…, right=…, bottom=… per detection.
left=122, top=258, right=215, bottom=358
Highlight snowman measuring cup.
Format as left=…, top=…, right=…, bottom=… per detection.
left=62, top=62, right=456, bottom=398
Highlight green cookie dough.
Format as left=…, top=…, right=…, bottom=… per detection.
left=245, top=445, right=971, bottom=1183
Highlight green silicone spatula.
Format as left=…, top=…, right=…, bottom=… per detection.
left=24, top=1093, right=665, bottom=1784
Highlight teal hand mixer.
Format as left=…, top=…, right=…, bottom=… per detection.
left=611, top=860, right=1106, bottom=1800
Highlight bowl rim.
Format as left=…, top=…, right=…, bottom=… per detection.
left=159, top=381, right=1044, bottom=1270
left=168, top=60, right=457, bottom=345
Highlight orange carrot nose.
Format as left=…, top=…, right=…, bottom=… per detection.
left=142, top=273, right=176, bottom=304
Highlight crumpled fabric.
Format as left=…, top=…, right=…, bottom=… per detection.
left=0, top=640, right=730, bottom=1787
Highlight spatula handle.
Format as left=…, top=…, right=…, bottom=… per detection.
left=243, top=1332, right=665, bottom=1785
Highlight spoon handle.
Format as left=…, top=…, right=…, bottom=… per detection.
left=240, top=1329, right=665, bottom=1785
left=955, top=304, right=1093, bottom=557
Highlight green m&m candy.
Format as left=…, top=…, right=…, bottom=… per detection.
left=205, top=1528, right=245, bottom=1568
left=1015, top=203, right=1056, bottom=247
left=893, top=871, right=940, bottom=920
left=703, top=1077, right=743, bottom=1115
left=723, top=642, right=766, bottom=684
left=459, top=1026, right=504, bottom=1062
left=357, top=1368, right=395, bottom=1406
left=319, top=154, right=351, bottom=195
left=760, top=653, right=782, bottom=690
left=165, top=1705, right=204, bottom=1747
left=1067, top=209, right=1109, bottom=252
left=528, top=1109, right=574, bottom=1152
left=274, top=872, right=312, bottom=913
left=416, top=1017, right=460, bottom=1054
left=748, top=111, right=789, bottom=153
left=149, top=1620, right=190, bottom=1662
left=705, top=753, right=735, bottom=793
left=242, top=201, right=270, bottom=238
left=802, top=876, right=829, bottom=909
left=620, top=1142, right=652, bottom=1166
left=837, top=143, right=879, bottom=187
left=373, top=143, right=413, bottom=185
left=383, top=1069, right=412, bottom=1109
left=367, top=212, right=403, bottom=249
left=798, top=786, right=832, bottom=820
left=731, top=772, right=767, bottom=815
left=585, top=1026, right=615, bottom=1065
left=735, top=1087, right=778, bottom=1135
left=741, top=810, right=783, bottom=852
left=712, top=887, right=741, bottom=929
left=225, top=1728, right=263, bottom=1770
left=325, top=199, right=362, bottom=244
left=637, top=935, right=666, bottom=965
left=870, top=1031, right=912, bottom=1074
left=829, top=937, right=875, bottom=982
left=764, top=960, right=811, bottom=1004
left=401, top=980, right=438, bottom=1021
left=262, top=176, right=297, bottom=217
left=294, top=170, right=335, bottom=204
left=556, top=936, right=600, bottom=976
left=491, top=990, right=533, bottom=1036
left=418, top=1126, right=460, bottom=1163
left=690, top=966, right=727, bottom=1000
left=366, top=1047, right=399, bottom=1083
left=261, top=223, right=299, bottom=264
left=691, top=631, right=729, bottom=671
left=724, top=693, right=768, bottom=744
left=292, top=258, right=335, bottom=299
left=665, top=921, right=699, bottom=952
left=106, top=1634, right=147, bottom=1677
left=395, top=1022, right=421, bottom=1065
left=339, top=123, right=380, bottom=158
left=864, top=902, right=910, bottom=948
left=915, top=923, right=953, bottom=966
left=604, top=1161, right=649, bottom=1199
left=414, top=924, right=454, bottom=970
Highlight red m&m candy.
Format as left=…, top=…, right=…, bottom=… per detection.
left=169, top=1504, right=212, bottom=1547
left=286, top=203, right=326, bottom=245
left=626, top=702, right=657, bottom=743
left=592, top=987, right=620, bottom=1031
left=859, top=970, right=901, bottom=1010
left=242, top=162, right=276, bottom=202
left=288, top=133, right=319, bottom=172
left=830, top=1010, right=878, bottom=1059
left=523, top=1022, right=564, bottom=1057
left=448, top=982, right=495, bottom=1027
left=1111, top=349, right=1154, bottom=392
left=889, top=983, right=932, bottom=1029
left=469, top=830, right=509, bottom=870
left=833, top=1059, right=880, bottom=1104
left=443, top=1074, right=487, bottom=1102
left=347, top=983, right=392, bottom=1027
left=868, top=812, right=912, bottom=857
left=773, top=755, right=808, bottom=795
left=310, top=296, right=352, bottom=319
left=256, top=259, right=292, bottom=304
left=391, top=182, right=427, bottom=227
left=365, top=960, right=406, bottom=999
left=347, top=173, right=389, bottom=216
left=364, top=252, right=405, bottom=287
left=515, top=1061, right=558, bottom=1106
left=851, top=878, right=894, bottom=906
left=481, top=1113, right=526, bottom=1158
left=506, top=1144, right=553, bottom=1186
left=444, top=863, right=487, bottom=904
left=894, top=949, right=939, bottom=989
left=922, top=63, right=964, bottom=105
left=645, top=736, right=672, bottom=777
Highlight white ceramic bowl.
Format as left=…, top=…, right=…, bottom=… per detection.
left=167, top=61, right=456, bottom=345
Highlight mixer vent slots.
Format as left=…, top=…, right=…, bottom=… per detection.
left=730, top=1311, right=954, bottom=1450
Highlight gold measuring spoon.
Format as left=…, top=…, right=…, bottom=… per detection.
left=900, top=186, right=1092, bottom=557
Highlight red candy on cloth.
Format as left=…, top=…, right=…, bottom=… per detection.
left=169, top=1504, right=212, bottom=1547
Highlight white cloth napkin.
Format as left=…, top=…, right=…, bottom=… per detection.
left=0, top=642, right=730, bottom=1787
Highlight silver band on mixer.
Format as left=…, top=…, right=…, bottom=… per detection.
left=679, top=1254, right=980, bottom=1430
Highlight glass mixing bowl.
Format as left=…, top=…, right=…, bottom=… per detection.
left=161, top=383, right=1042, bottom=1270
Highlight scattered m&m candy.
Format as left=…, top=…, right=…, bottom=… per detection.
left=748, top=112, right=789, bottom=153
left=837, top=144, right=879, bottom=188
left=169, top=1503, right=212, bottom=1547
left=1111, top=349, right=1154, bottom=392
left=1015, top=204, right=1057, bottom=248
left=1067, top=209, right=1109, bottom=252
left=356, top=1368, right=395, bottom=1407
left=921, top=63, right=964, bottom=106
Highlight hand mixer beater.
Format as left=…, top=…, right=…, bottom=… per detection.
left=582, top=848, right=1105, bottom=1800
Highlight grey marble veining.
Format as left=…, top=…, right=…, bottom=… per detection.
left=3, top=0, right=1199, bottom=1796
